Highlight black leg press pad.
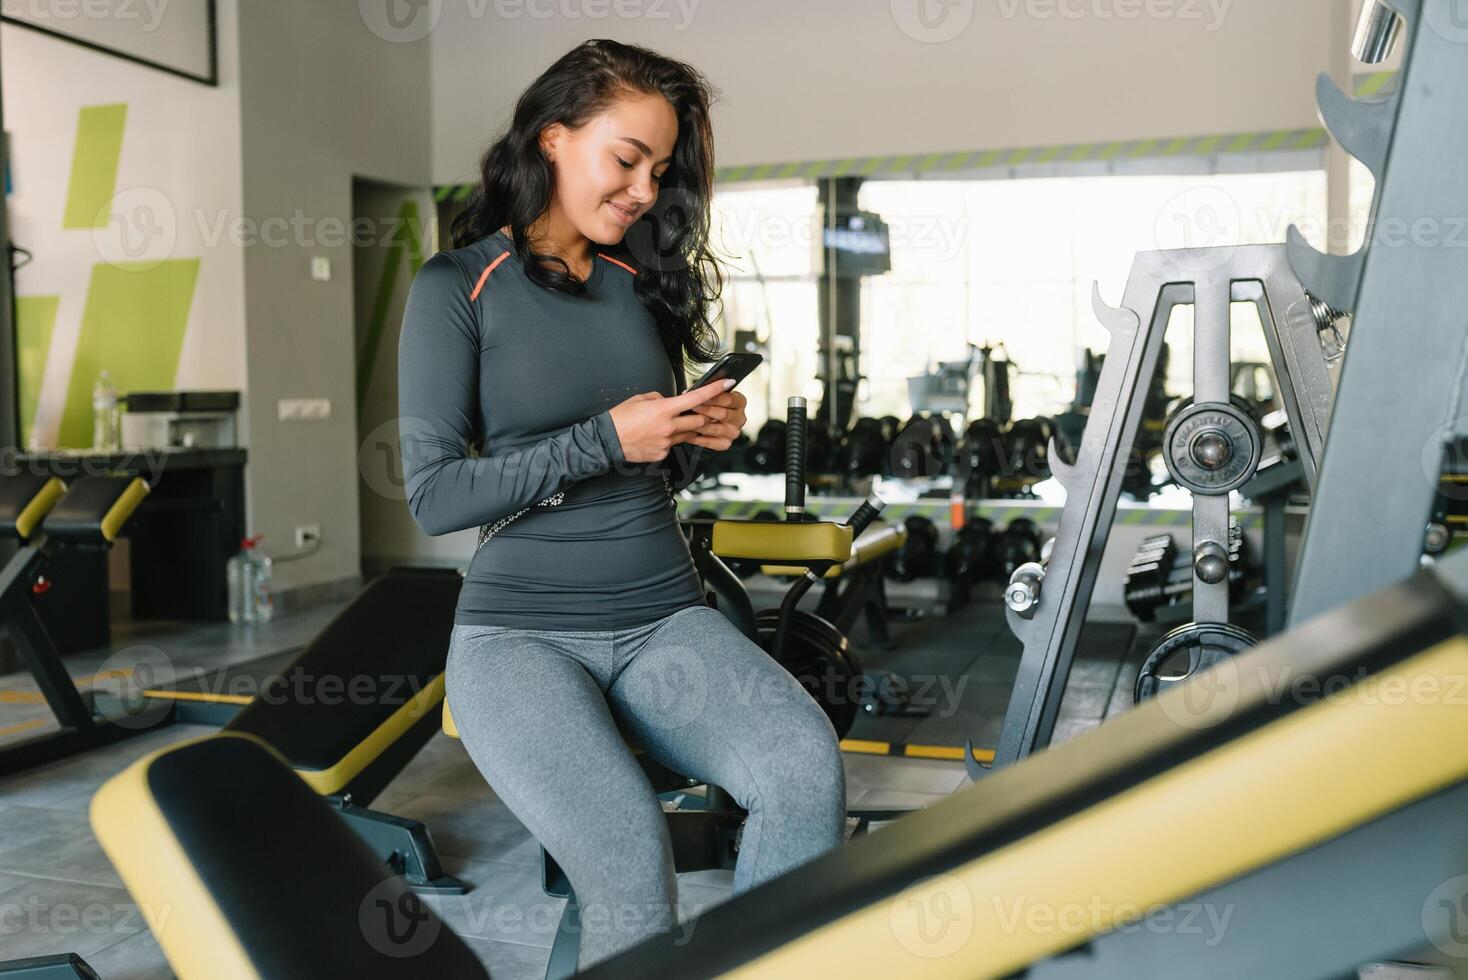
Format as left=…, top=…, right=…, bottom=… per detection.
left=224, top=568, right=462, bottom=776
left=91, top=734, right=487, bottom=978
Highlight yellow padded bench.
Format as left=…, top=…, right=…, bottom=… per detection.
left=761, top=521, right=906, bottom=579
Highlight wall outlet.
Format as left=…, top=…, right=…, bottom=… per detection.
left=278, top=398, right=332, bottom=421
left=295, top=524, right=321, bottom=549
left=311, top=256, right=332, bottom=281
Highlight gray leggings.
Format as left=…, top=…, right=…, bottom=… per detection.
left=444, top=603, right=847, bottom=969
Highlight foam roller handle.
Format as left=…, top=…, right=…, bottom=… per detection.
left=845, top=494, right=886, bottom=537
left=785, top=396, right=807, bottom=517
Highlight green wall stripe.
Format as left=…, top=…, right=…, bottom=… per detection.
left=683, top=128, right=1331, bottom=185
left=1355, top=71, right=1397, bottom=97
left=60, top=260, right=199, bottom=448
left=357, top=200, right=426, bottom=415
left=63, top=104, right=128, bottom=230
left=15, top=296, right=59, bottom=443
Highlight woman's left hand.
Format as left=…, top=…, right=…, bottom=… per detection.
left=679, top=388, right=747, bottom=451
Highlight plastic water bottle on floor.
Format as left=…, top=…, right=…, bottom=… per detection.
left=227, top=537, right=273, bottom=624
left=250, top=541, right=274, bottom=623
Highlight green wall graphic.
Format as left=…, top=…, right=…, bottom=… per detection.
left=62, top=103, right=128, bottom=229
left=58, top=260, right=200, bottom=448
left=14, top=296, right=59, bottom=441
left=356, top=199, right=426, bottom=414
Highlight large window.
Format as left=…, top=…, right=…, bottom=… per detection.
left=712, top=167, right=1336, bottom=428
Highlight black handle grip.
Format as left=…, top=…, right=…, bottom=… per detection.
left=845, top=494, right=885, bottom=537
left=785, top=397, right=807, bottom=518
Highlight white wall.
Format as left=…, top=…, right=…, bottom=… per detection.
left=431, top=0, right=1349, bottom=184
left=1, top=4, right=246, bottom=447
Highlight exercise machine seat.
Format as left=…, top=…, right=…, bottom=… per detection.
left=224, top=567, right=461, bottom=796
left=90, top=733, right=488, bottom=980
left=711, top=519, right=851, bottom=564
left=761, top=521, right=906, bottom=579
left=0, top=474, right=66, bottom=541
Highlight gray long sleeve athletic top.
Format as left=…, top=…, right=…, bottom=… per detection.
left=398, top=229, right=706, bottom=630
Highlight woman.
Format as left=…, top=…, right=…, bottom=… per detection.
left=397, top=39, right=846, bottom=969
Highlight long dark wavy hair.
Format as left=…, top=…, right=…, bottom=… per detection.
left=450, top=39, right=724, bottom=384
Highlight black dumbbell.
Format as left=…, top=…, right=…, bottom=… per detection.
left=886, top=515, right=940, bottom=582
left=956, top=417, right=1004, bottom=495
left=836, top=418, right=888, bottom=478
left=992, top=518, right=1042, bottom=581
left=745, top=420, right=787, bottom=474
left=1003, top=418, right=1054, bottom=484
left=943, top=517, right=997, bottom=583
left=891, top=415, right=954, bottom=480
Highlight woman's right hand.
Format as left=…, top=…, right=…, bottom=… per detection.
left=608, top=381, right=733, bottom=463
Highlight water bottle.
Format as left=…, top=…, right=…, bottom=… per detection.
left=92, top=371, right=121, bottom=452
left=250, top=542, right=274, bottom=623
left=227, top=536, right=274, bottom=624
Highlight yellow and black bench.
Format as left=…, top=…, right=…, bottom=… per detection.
left=0, top=474, right=153, bottom=777
left=91, top=732, right=487, bottom=979
left=222, top=566, right=467, bottom=892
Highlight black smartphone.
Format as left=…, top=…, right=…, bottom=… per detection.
left=687, top=352, right=763, bottom=393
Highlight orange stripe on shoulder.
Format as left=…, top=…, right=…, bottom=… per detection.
left=469, top=251, right=512, bottom=301
left=597, top=253, right=638, bottom=276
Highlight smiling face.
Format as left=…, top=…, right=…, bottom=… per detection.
left=538, top=90, right=679, bottom=248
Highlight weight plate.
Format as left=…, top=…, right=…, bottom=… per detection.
left=1162, top=401, right=1262, bottom=495
left=1134, top=621, right=1257, bottom=703
left=756, top=609, right=862, bottom=739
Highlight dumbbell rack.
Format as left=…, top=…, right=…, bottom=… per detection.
left=975, top=0, right=1468, bottom=774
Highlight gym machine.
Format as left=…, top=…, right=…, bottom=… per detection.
left=973, top=0, right=1468, bottom=774
left=0, top=473, right=239, bottom=778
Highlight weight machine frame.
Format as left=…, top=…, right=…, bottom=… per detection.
left=976, top=246, right=1336, bottom=772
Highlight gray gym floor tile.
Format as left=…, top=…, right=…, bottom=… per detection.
left=0, top=724, right=215, bottom=812
left=421, top=858, right=567, bottom=948
left=842, top=753, right=968, bottom=796
left=0, top=876, right=147, bottom=962
left=376, top=790, right=542, bottom=867
left=81, top=928, right=174, bottom=980
left=848, top=788, right=949, bottom=810
left=676, top=879, right=733, bottom=919
left=0, top=805, right=125, bottom=889
left=458, top=935, right=553, bottom=980
left=378, top=737, right=502, bottom=803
